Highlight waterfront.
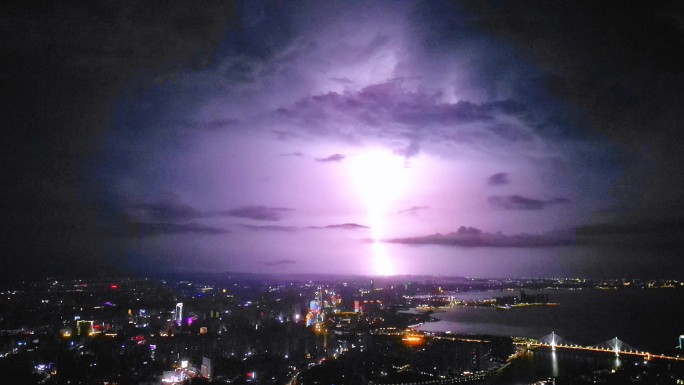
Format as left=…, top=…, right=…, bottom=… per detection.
left=419, top=288, right=684, bottom=354
left=494, top=348, right=669, bottom=384
left=5, top=275, right=684, bottom=384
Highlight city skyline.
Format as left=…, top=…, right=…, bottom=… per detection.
left=4, top=1, right=684, bottom=281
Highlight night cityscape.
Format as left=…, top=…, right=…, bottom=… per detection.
left=2, top=274, right=684, bottom=384
left=3, top=1, right=684, bottom=384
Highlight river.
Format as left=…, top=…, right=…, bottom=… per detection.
left=417, top=288, right=684, bottom=354
left=414, top=288, right=684, bottom=383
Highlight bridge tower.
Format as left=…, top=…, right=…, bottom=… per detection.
left=613, top=337, right=619, bottom=356
left=551, top=331, right=557, bottom=351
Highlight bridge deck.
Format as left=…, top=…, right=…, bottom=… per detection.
left=519, top=342, right=684, bottom=362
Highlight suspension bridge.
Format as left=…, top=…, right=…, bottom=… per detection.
left=522, top=331, right=684, bottom=362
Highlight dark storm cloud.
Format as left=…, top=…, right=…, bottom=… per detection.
left=276, top=80, right=531, bottom=146
left=331, top=77, right=354, bottom=85
left=394, top=141, right=421, bottom=159
left=487, top=172, right=510, bottom=186
left=202, top=119, right=240, bottom=131
left=315, top=154, right=346, bottom=162
left=241, top=224, right=299, bottom=232
left=273, top=130, right=305, bottom=141
left=385, top=219, right=684, bottom=250
left=1, top=1, right=238, bottom=281
left=488, top=195, right=544, bottom=210
left=385, top=226, right=574, bottom=248
left=463, top=1, right=684, bottom=221
left=575, top=218, right=684, bottom=249
left=127, top=222, right=230, bottom=238
left=280, top=152, right=304, bottom=157
left=397, top=206, right=430, bottom=215
left=133, top=202, right=203, bottom=222
left=488, top=195, right=569, bottom=210
left=9, top=0, right=684, bottom=279
left=282, top=81, right=510, bottom=125
left=220, top=206, right=293, bottom=221
left=264, top=259, right=297, bottom=266
left=131, top=201, right=296, bottom=223
left=241, top=223, right=369, bottom=231
left=320, top=223, right=369, bottom=230
left=487, top=123, right=534, bottom=142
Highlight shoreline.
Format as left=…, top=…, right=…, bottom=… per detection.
left=495, top=302, right=560, bottom=310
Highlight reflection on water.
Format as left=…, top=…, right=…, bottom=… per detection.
left=419, top=288, right=684, bottom=353
left=551, top=351, right=558, bottom=378
left=495, top=348, right=630, bottom=384
left=414, top=288, right=684, bottom=383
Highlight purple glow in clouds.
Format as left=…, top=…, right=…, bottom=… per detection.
left=100, top=1, right=631, bottom=278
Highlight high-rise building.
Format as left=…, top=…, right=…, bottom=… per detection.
left=201, top=356, right=214, bottom=378
left=176, top=302, right=183, bottom=326
left=77, top=320, right=94, bottom=336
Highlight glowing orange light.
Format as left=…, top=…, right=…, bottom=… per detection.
left=402, top=331, right=425, bottom=346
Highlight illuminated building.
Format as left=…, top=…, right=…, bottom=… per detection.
left=314, top=286, right=324, bottom=322
left=60, top=328, right=73, bottom=338
left=201, top=356, right=213, bottom=378
left=402, top=330, right=425, bottom=347
left=175, top=302, right=183, bottom=326
left=76, top=320, right=94, bottom=336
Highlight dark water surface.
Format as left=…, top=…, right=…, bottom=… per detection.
left=493, top=349, right=643, bottom=384
left=418, top=288, right=684, bottom=354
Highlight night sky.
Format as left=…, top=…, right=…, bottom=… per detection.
left=3, top=1, right=684, bottom=281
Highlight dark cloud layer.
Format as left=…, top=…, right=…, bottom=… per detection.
left=321, top=223, right=370, bottom=230
left=241, top=223, right=369, bottom=231
left=315, top=154, right=346, bottom=162
left=220, top=206, right=293, bottom=221
left=488, top=195, right=569, bottom=210
left=487, top=172, right=510, bottom=186
left=1, top=1, right=238, bottom=281
left=394, top=141, right=421, bottom=159
left=264, top=259, right=297, bottom=266
left=127, top=222, right=230, bottom=238
left=133, top=202, right=203, bottom=222
left=386, top=219, right=684, bottom=252
left=385, top=226, right=574, bottom=248
left=132, top=202, right=293, bottom=222
left=277, top=81, right=531, bottom=149
left=4, top=1, right=684, bottom=280
left=576, top=218, right=684, bottom=249
left=397, top=206, right=430, bottom=215
left=241, top=224, right=299, bottom=232
left=465, top=1, right=684, bottom=221
left=280, top=152, right=304, bottom=157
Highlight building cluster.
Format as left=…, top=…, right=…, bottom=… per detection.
left=495, top=289, right=551, bottom=307
left=1, top=274, right=682, bottom=384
